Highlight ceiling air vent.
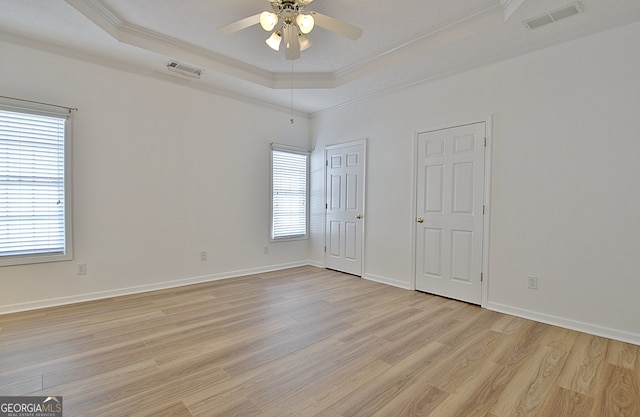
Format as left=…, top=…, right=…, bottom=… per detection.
left=167, top=60, right=202, bottom=79
left=523, top=2, right=584, bottom=30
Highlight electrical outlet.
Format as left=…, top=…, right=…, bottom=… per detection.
left=263, top=246, right=269, bottom=254
left=527, top=275, right=538, bottom=290
left=77, top=263, right=87, bottom=275
left=200, top=251, right=207, bottom=261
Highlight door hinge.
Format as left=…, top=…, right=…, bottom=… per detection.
left=482, top=205, right=485, bottom=215
left=325, top=203, right=328, bottom=209
left=326, top=160, right=329, bottom=166
left=484, top=137, right=487, bottom=147
left=324, top=246, right=327, bottom=253
left=481, top=272, right=484, bottom=282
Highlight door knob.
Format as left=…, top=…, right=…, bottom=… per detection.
left=417, top=217, right=424, bottom=223
left=355, top=214, right=363, bottom=219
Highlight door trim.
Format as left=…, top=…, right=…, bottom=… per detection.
left=410, top=117, right=492, bottom=307
left=324, top=139, right=367, bottom=276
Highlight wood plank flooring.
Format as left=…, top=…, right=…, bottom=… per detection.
left=0, top=266, right=638, bottom=417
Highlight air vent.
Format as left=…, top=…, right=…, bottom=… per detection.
left=167, top=60, right=202, bottom=79
left=523, top=2, right=584, bottom=30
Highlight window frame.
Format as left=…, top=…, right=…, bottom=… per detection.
left=270, top=143, right=310, bottom=242
left=0, top=97, right=73, bottom=267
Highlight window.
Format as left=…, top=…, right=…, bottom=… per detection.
left=0, top=98, right=73, bottom=266
left=271, top=144, right=309, bottom=240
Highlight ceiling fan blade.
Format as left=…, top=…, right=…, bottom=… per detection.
left=284, top=25, right=300, bottom=60
left=311, top=12, right=362, bottom=40
left=218, top=13, right=261, bottom=35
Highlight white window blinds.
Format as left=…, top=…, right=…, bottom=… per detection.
left=0, top=101, right=71, bottom=264
left=271, top=146, right=309, bottom=240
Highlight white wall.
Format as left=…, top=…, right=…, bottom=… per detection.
left=0, top=41, right=311, bottom=312
left=2, top=21, right=639, bottom=345
left=310, top=21, right=640, bottom=344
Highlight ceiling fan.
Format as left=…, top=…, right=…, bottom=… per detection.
left=218, top=0, right=362, bottom=60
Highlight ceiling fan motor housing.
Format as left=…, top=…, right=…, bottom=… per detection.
left=271, top=0, right=308, bottom=24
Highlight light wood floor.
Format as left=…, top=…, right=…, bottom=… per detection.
left=1, top=266, right=638, bottom=417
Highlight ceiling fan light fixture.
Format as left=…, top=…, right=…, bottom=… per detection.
left=260, top=11, right=278, bottom=31
left=266, top=31, right=282, bottom=50
left=219, top=0, right=362, bottom=60
left=296, top=14, right=314, bottom=34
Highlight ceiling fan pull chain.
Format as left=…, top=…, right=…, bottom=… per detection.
left=290, top=59, right=295, bottom=124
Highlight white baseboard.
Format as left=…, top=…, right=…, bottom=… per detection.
left=363, top=273, right=412, bottom=290
left=5, top=265, right=638, bottom=347
left=307, top=259, right=324, bottom=269
left=486, top=302, right=640, bottom=346
left=0, top=261, right=311, bottom=316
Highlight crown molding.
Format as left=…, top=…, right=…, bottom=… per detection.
left=64, top=0, right=123, bottom=34
left=334, top=3, right=502, bottom=84
left=271, top=72, right=336, bottom=89
left=500, top=0, right=527, bottom=21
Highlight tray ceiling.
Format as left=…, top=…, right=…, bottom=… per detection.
left=1, top=0, right=640, bottom=113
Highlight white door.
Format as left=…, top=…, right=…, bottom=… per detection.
left=325, top=141, right=365, bottom=276
left=415, top=123, right=486, bottom=304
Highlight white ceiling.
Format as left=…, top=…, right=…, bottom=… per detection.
left=1, top=0, right=640, bottom=114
